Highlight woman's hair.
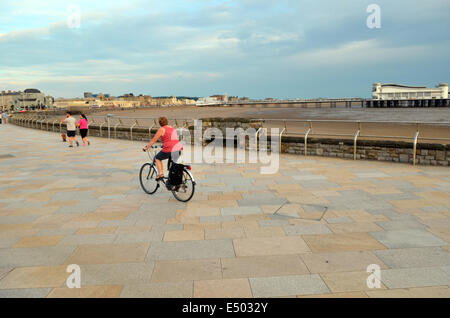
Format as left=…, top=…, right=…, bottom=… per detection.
left=81, top=113, right=87, bottom=121
left=158, top=116, right=168, bottom=126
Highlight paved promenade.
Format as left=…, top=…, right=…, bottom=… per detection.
left=0, top=124, right=449, bottom=298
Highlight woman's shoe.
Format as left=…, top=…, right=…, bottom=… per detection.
left=155, top=175, right=164, bottom=181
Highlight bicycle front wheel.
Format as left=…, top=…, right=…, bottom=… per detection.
left=139, top=163, right=159, bottom=194
left=172, top=169, right=195, bottom=202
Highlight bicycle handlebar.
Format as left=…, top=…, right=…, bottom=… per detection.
left=143, top=145, right=162, bottom=152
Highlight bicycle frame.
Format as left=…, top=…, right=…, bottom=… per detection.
left=145, top=146, right=196, bottom=186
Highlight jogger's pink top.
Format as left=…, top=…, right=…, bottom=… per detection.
left=79, top=118, right=88, bottom=129
left=161, top=125, right=182, bottom=152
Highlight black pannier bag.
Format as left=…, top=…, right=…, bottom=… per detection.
left=168, top=163, right=184, bottom=186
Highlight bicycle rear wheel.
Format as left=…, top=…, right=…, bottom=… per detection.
left=139, top=163, right=159, bottom=194
left=172, top=169, right=195, bottom=202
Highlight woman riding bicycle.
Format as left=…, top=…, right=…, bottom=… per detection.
left=143, top=116, right=183, bottom=181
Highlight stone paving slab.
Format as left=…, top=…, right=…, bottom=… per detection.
left=47, top=285, right=123, bottom=298
left=146, top=240, right=235, bottom=261
left=221, top=206, right=263, bottom=216
left=78, top=262, right=155, bottom=286
left=325, top=216, right=354, bottom=224
left=0, top=266, right=68, bottom=289
left=0, top=288, right=51, bottom=298
left=374, top=247, right=450, bottom=269
left=151, top=259, right=222, bottom=282
left=120, top=281, right=193, bottom=298
left=221, top=255, right=309, bottom=279
left=299, top=251, right=388, bottom=274
left=0, top=246, right=77, bottom=268
left=366, top=286, right=450, bottom=298
left=249, top=274, right=330, bottom=297
left=233, top=236, right=310, bottom=256
left=380, top=267, right=450, bottom=289
left=302, top=233, right=386, bottom=253
left=375, top=220, right=426, bottom=231
left=283, top=224, right=332, bottom=235
left=1, top=125, right=450, bottom=298
left=320, top=271, right=388, bottom=293
left=65, top=243, right=150, bottom=265
left=370, top=229, right=446, bottom=249
left=194, top=278, right=253, bottom=298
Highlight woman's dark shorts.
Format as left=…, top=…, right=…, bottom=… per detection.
left=67, top=130, right=76, bottom=137
left=155, top=150, right=181, bottom=162
left=80, top=129, right=88, bottom=138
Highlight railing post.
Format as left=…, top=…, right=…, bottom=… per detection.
left=130, top=120, right=138, bottom=140
left=279, top=127, right=286, bottom=152
left=354, top=122, right=361, bottom=160
left=148, top=123, right=154, bottom=140
left=304, top=121, right=312, bottom=156
left=353, top=130, right=360, bottom=160
left=106, top=114, right=114, bottom=139
left=413, top=123, right=420, bottom=166
left=114, top=119, right=122, bottom=139
left=255, top=127, right=262, bottom=152
left=99, top=119, right=107, bottom=137
left=304, top=129, right=311, bottom=156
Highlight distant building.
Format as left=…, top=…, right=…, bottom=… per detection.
left=210, top=94, right=229, bottom=102
left=372, top=83, right=448, bottom=100
left=1, top=88, right=54, bottom=111
left=84, top=92, right=93, bottom=98
left=0, top=90, right=20, bottom=111
left=54, top=93, right=194, bottom=110
left=197, top=94, right=230, bottom=105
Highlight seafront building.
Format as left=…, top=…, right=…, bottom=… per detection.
left=196, top=94, right=240, bottom=105
left=53, top=94, right=196, bottom=110
left=372, top=83, right=448, bottom=100
left=0, top=89, right=54, bottom=111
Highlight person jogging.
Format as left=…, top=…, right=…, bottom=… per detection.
left=76, top=114, right=90, bottom=146
left=61, top=112, right=79, bottom=147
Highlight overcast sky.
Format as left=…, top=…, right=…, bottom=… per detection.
left=1, top=0, right=449, bottom=99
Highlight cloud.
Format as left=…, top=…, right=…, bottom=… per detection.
left=0, top=0, right=449, bottom=98
left=288, top=39, right=447, bottom=69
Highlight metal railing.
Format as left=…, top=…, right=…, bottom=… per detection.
left=10, top=114, right=450, bottom=165
left=253, top=119, right=450, bottom=165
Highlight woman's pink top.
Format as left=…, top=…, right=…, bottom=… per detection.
left=161, top=125, right=182, bottom=153
left=79, top=118, right=88, bottom=129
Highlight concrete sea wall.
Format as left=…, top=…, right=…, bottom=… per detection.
left=9, top=115, right=449, bottom=166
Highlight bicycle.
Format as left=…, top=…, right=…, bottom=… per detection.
left=139, top=145, right=196, bottom=202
